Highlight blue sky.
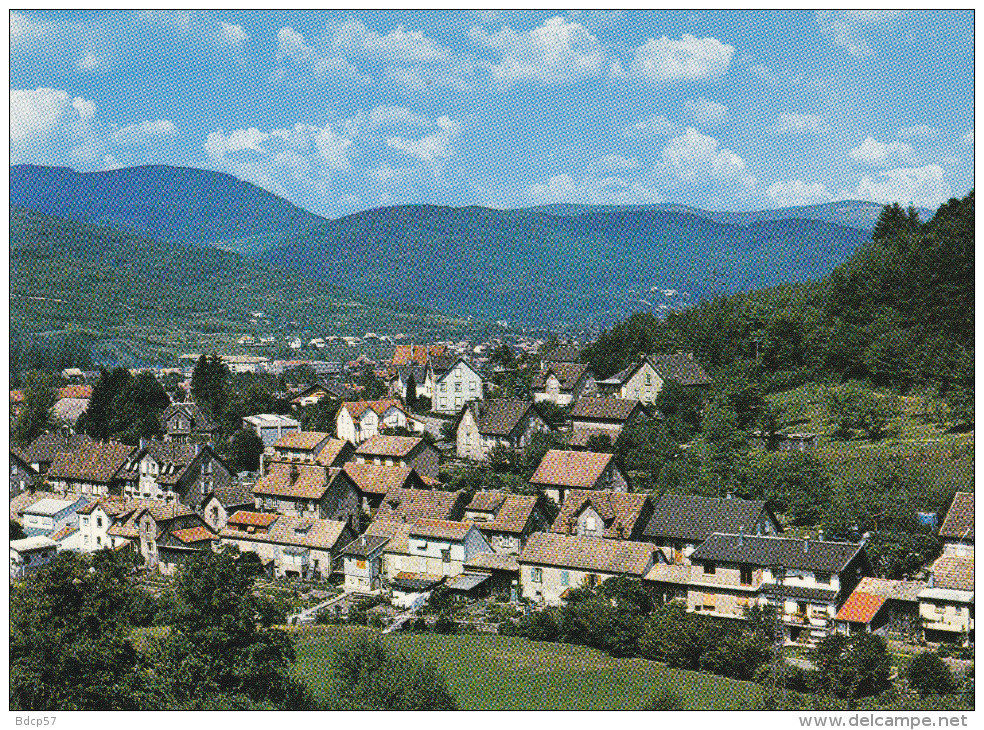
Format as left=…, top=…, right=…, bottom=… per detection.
left=10, top=10, right=974, bottom=218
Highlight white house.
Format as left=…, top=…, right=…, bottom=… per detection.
left=532, top=362, right=596, bottom=406
left=432, top=358, right=484, bottom=414
left=10, top=536, right=59, bottom=579
left=336, top=399, right=425, bottom=445
left=242, top=414, right=301, bottom=448
left=385, top=519, right=492, bottom=579
left=21, top=496, right=89, bottom=538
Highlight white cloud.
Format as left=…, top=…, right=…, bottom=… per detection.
left=897, top=124, right=938, bottom=139
left=274, top=26, right=371, bottom=84
left=10, top=87, right=105, bottom=165
left=218, top=22, right=248, bottom=45
left=76, top=52, right=102, bottom=71
left=771, top=113, right=825, bottom=135
left=368, top=106, right=431, bottom=129
left=330, top=19, right=450, bottom=62
left=849, top=136, right=918, bottom=166
left=766, top=179, right=830, bottom=207
left=854, top=165, right=951, bottom=208
left=962, top=128, right=973, bottom=146
left=528, top=173, right=662, bottom=204
left=386, top=115, right=460, bottom=164
left=816, top=10, right=901, bottom=57
left=112, top=119, right=178, bottom=146
left=683, top=97, right=728, bottom=126
left=469, top=16, right=606, bottom=84
left=623, top=115, right=677, bottom=139
left=624, top=34, right=734, bottom=82
left=659, top=127, right=748, bottom=184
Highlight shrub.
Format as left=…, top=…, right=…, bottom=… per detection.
left=907, top=652, right=957, bottom=696
left=642, top=689, right=684, bottom=710
left=433, top=616, right=458, bottom=635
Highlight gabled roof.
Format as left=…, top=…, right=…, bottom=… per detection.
left=121, top=441, right=204, bottom=485
left=355, top=435, right=428, bottom=458
left=642, top=494, right=776, bottom=543
left=341, top=534, right=390, bottom=557
left=47, top=441, right=134, bottom=484
left=343, top=463, right=421, bottom=496
left=939, top=491, right=974, bottom=541
left=273, top=431, right=332, bottom=451
left=464, top=491, right=539, bottom=535
left=433, top=358, right=480, bottom=385
left=532, top=362, right=591, bottom=391
left=410, top=519, right=472, bottom=541
left=51, top=398, right=89, bottom=424
left=835, top=591, right=888, bottom=625
left=690, top=533, right=864, bottom=573
left=253, top=463, right=350, bottom=501
left=170, top=526, right=217, bottom=544
left=519, top=532, right=655, bottom=576
left=929, top=555, right=974, bottom=592
left=530, top=450, right=616, bottom=488
left=58, top=385, right=93, bottom=399
left=205, top=480, right=256, bottom=509
left=651, top=353, right=712, bottom=386
left=569, top=398, right=643, bottom=423
left=644, top=563, right=690, bottom=585
left=463, top=399, right=541, bottom=437
left=392, top=344, right=447, bottom=367
left=221, top=514, right=351, bottom=551
left=552, top=490, right=650, bottom=540
left=315, top=439, right=354, bottom=467
left=162, top=401, right=217, bottom=431
left=227, top=510, right=279, bottom=528
left=374, top=487, right=464, bottom=523
left=341, top=399, right=406, bottom=420
left=22, top=431, right=95, bottom=464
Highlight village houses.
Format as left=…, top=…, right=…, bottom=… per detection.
left=353, top=435, right=440, bottom=481
left=529, top=449, right=629, bottom=504
left=336, top=399, right=425, bottom=445
left=532, top=361, right=596, bottom=406
left=119, top=440, right=231, bottom=511
left=550, top=490, right=652, bottom=541
left=455, top=399, right=552, bottom=461
left=252, top=463, right=361, bottom=529
left=595, top=353, right=711, bottom=404
left=462, top=491, right=550, bottom=555
left=432, top=358, right=484, bottom=414
left=568, top=397, right=650, bottom=448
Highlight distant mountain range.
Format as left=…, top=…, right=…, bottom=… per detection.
left=10, top=164, right=937, bottom=328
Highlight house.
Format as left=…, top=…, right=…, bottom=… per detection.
left=596, top=353, right=711, bottom=404
left=518, top=532, right=659, bottom=605
left=539, top=343, right=583, bottom=363
left=268, top=432, right=354, bottom=468
left=463, top=552, right=521, bottom=599
left=342, top=463, right=429, bottom=514
left=243, top=414, right=301, bottom=447
left=10, top=449, right=38, bottom=500
left=10, top=490, right=66, bottom=525
left=335, top=400, right=424, bottom=445
left=106, top=502, right=212, bottom=573
left=529, top=449, right=628, bottom=504
left=20, top=431, right=95, bottom=475
left=391, top=343, right=447, bottom=368
left=21, top=496, right=89, bottom=538
left=353, top=435, right=440, bottom=480
left=50, top=397, right=89, bottom=427
left=220, top=511, right=356, bottom=581
left=568, top=397, right=649, bottom=448
left=10, top=536, right=59, bottom=579
left=640, top=494, right=782, bottom=565
left=162, top=401, right=219, bottom=443
left=834, top=577, right=924, bottom=640
left=388, top=364, right=428, bottom=402
left=389, top=519, right=493, bottom=579
left=119, top=441, right=232, bottom=511
left=201, top=480, right=257, bottom=531
left=939, top=491, right=974, bottom=557
left=689, top=533, right=867, bottom=645
left=290, top=383, right=334, bottom=408
left=252, top=463, right=361, bottom=529
left=432, top=358, right=484, bottom=414
left=532, top=362, right=596, bottom=406
left=462, top=491, right=549, bottom=555
left=373, top=487, right=467, bottom=524
left=550, top=490, right=652, bottom=541
left=78, top=496, right=148, bottom=552
left=920, top=555, right=974, bottom=645
left=341, top=534, right=390, bottom=592
left=454, top=399, right=552, bottom=462
left=46, top=441, right=135, bottom=499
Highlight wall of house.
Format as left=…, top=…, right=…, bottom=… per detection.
left=433, top=363, right=483, bottom=414
left=487, top=531, right=523, bottom=555
left=920, top=597, right=974, bottom=637
left=10, top=460, right=35, bottom=500
left=79, top=508, right=115, bottom=552
left=254, top=493, right=321, bottom=518
left=620, top=363, right=663, bottom=404
left=520, top=563, right=626, bottom=605
left=10, top=546, right=57, bottom=579
left=343, top=553, right=383, bottom=591
left=336, top=409, right=358, bottom=444
left=943, top=540, right=974, bottom=558
left=456, top=410, right=486, bottom=461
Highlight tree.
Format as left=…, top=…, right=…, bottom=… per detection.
left=695, top=393, right=745, bottom=494
left=10, top=519, right=27, bottom=541
left=78, top=367, right=131, bottom=440
left=404, top=372, right=418, bottom=411
left=654, top=380, right=702, bottom=436
left=328, top=634, right=458, bottom=710
left=824, top=381, right=900, bottom=440
left=191, top=355, right=229, bottom=419
left=811, top=633, right=891, bottom=701
left=13, top=370, right=58, bottom=446
left=737, top=450, right=829, bottom=525
left=356, top=370, right=387, bottom=400
left=111, top=371, right=170, bottom=445
left=906, top=652, right=956, bottom=697
left=10, top=551, right=154, bottom=710
left=158, top=546, right=311, bottom=709
left=639, top=602, right=705, bottom=669
left=226, top=428, right=265, bottom=472
left=489, top=344, right=517, bottom=369
left=300, top=397, right=341, bottom=434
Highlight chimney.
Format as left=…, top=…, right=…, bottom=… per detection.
left=361, top=536, right=366, bottom=546
left=290, top=464, right=299, bottom=484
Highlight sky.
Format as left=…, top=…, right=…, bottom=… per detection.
left=10, top=9, right=975, bottom=219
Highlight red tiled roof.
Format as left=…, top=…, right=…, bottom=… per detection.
left=835, top=591, right=887, bottom=624
left=530, top=449, right=615, bottom=488
left=410, top=519, right=472, bottom=541
left=58, top=385, right=93, bottom=400
left=171, top=526, right=217, bottom=544
left=342, top=399, right=405, bottom=419
left=227, top=510, right=279, bottom=528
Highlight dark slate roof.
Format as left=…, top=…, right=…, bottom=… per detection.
left=541, top=344, right=583, bottom=362
left=468, top=399, right=538, bottom=436
left=207, top=479, right=255, bottom=508
left=340, top=534, right=390, bottom=557
left=939, top=491, right=974, bottom=541
left=22, top=431, right=95, bottom=465
left=692, top=533, right=864, bottom=573
left=642, top=494, right=775, bottom=543
left=47, top=441, right=135, bottom=483
left=532, top=362, right=591, bottom=390
left=651, top=353, right=712, bottom=386
left=163, top=401, right=218, bottom=432
left=569, top=397, right=643, bottom=423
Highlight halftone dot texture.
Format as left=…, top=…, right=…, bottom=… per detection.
left=10, top=10, right=974, bottom=711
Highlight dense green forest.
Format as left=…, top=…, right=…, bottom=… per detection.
left=584, top=192, right=974, bottom=402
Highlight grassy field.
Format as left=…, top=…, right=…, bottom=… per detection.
left=291, top=626, right=766, bottom=710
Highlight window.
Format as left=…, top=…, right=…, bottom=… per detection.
left=703, top=562, right=716, bottom=575
left=81, top=516, right=89, bottom=526
left=440, top=383, right=447, bottom=392
left=96, top=517, right=103, bottom=529
left=531, top=567, right=542, bottom=583
left=740, top=566, right=753, bottom=586
left=584, top=516, right=597, bottom=531
left=455, top=383, right=461, bottom=392
left=96, top=536, right=102, bottom=546
left=442, top=549, right=451, bottom=563
left=470, top=381, right=476, bottom=391
left=356, top=559, right=367, bottom=569
left=815, top=572, right=831, bottom=584
left=935, top=604, right=945, bottom=615
left=560, top=570, right=570, bottom=586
